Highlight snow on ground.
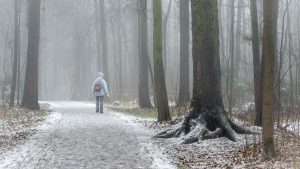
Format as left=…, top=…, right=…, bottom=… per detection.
left=152, top=133, right=262, bottom=169
left=150, top=123, right=299, bottom=169
left=0, top=101, right=176, bottom=169
left=115, top=112, right=176, bottom=169
left=0, top=111, right=62, bottom=168
left=287, top=121, right=300, bottom=136
left=3, top=101, right=298, bottom=169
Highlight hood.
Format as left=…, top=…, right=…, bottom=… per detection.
left=96, top=72, right=104, bottom=78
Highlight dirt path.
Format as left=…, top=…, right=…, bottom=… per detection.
left=0, top=102, right=175, bottom=169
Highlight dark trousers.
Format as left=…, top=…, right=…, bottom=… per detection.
left=96, top=96, right=104, bottom=113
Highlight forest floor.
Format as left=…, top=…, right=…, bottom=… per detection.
left=112, top=101, right=300, bottom=169
left=0, top=101, right=175, bottom=169
left=1, top=101, right=299, bottom=169
left=0, top=105, right=48, bottom=156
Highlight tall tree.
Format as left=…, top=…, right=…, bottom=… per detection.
left=99, top=0, right=109, bottom=89
left=286, top=0, right=294, bottom=115
left=162, top=0, right=172, bottom=72
left=117, top=0, right=123, bottom=98
left=250, top=0, right=263, bottom=126
left=272, top=0, right=280, bottom=121
left=297, top=0, right=300, bottom=107
left=261, top=0, right=277, bottom=159
left=234, top=0, right=243, bottom=89
left=153, top=0, right=171, bottom=122
left=94, top=0, right=101, bottom=71
left=228, top=0, right=235, bottom=116
left=138, top=0, right=152, bottom=108
left=17, top=0, right=21, bottom=105
left=9, top=0, right=20, bottom=107
left=156, top=0, right=252, bottom=143
left=21, top=0, right=41, bottom=109
left=177, top=0, right=190, bottom=106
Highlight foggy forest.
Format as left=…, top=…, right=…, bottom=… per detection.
left=0, top=0, right=300, bottom=168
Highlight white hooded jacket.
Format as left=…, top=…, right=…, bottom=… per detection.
left=92, top=72, right=109, bottom=97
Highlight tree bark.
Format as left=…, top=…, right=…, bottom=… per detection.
left=117, top=1, right=123, bottom=98
left=228, top=0, right=235, bottom=116
left=21, top=0, right=41, bottom=110
left=177, top=0, right=190, bottom=107
left=262, top=0, right=277, bottom=159
left=155, top=0, right=253, bottom=143
left=286, top=0, right=294, bottom=115
left=9, top=0, right=20, bottom=107
left=138, top=0, right=152, bottom=108
left=99, top=0, right=109, bottom=89
left=17, top=0, right=21, bottom=105
left=250, top=0, right=263, bottom=126
left=153, top=0, right=171, bottom=122
left=163, top=0, right=172, bottom=73
left=272, top=0, right=280, bottom=120
left=235, top=0, right=243, bottom=77
left=94, top=0, right=102, bottom=72
left=233, top=0, right=243, bottom=103
left=275, top=0, right=287, bottom=127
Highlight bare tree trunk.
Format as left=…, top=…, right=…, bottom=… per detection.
left=99, top=0, right=109, bottom=90
left=138, top=0, right=152, bottom=108
left=94, top=0, right=102, bottom=72
left=9, top=0, right=20, bottom=107
left=153, top=0, right=171, bottom=122
left=219, top=0, right=225, bottom=58
left=17, top=0, right=21, bottom=105
left=286, top=0, right=295, bottom=116
left=250, top=0, right=263, bottom=126
left=233, top=0, right=243, bottom=104
left=297, top=1, right=300, bottom=109
left=21, top=0, right=41, bottom=110
left=262, top=0, right=277, bottom=159
left=276, top=0, right=289, bottom=126
left=177, top=0, right=190, bottom=106
left=110, top=5, right=117, bottom=97
left=163, top=0, right=172, bottom=73
left=156, top=0, right=253, bottom=143
left=228, top=0, right=235, bottom=116
left=272, top=0, right=280, bottom=121
left=2, top=58, right=7, bottom=107
left=117, top=1, right=123, bottom=98
left=2, top=26, right=10, bottom=107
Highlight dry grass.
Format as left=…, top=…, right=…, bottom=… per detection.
left=108, top=103, right=189, bottom=120
left=0, top=106, right=48, bottom=154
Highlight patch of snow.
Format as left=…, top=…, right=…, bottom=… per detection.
left=112, top=111, right=177, bottom=169
left=284, top=121, right=300, bottom=136
left=142, top=142, right=176, bottom=169
left=0, top=111, right=62, bottom=168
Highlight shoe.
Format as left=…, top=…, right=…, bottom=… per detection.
left=96, top=111, right=99, bottom=113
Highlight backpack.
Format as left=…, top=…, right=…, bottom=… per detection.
left=94, top=83, right=102, bottom=92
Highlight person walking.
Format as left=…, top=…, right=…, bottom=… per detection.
left=92, top=72, right=109, bottom=113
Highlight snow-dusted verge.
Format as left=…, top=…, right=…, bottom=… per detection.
left=151, top=122, right=300, bottom=169
left=0, top=111, right=62, bottom=168
left=116, top=112, right=176, bottom=169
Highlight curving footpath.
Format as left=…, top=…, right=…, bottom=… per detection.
left=0, top=102, right=175, bottom=169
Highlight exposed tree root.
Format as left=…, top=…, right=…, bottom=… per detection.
left=155, top=107, right=256, bottom=144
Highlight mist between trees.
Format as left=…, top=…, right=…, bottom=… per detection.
left=0, top=0, right=300, bottom=159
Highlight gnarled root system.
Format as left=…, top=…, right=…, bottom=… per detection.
left=155, top=107, right=255, bottom=144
